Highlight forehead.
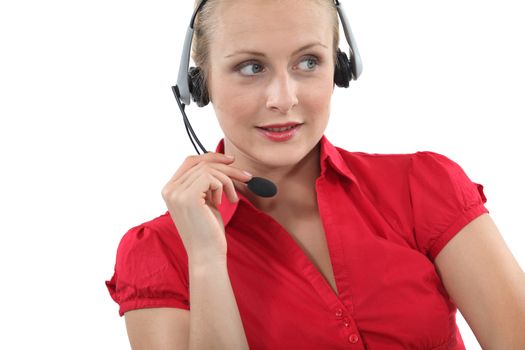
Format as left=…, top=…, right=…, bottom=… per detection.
left=211, top=0, right=333, bottom=53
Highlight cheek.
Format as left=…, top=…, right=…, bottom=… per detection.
left=211, top=80, right=261, bottom=126
left=300, top=79, right=333, bottom=112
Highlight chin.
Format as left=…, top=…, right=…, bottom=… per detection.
left=253, top=146, right=311, bottom=169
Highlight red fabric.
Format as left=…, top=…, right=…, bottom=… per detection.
left=106, top=135, right=488, bottom=349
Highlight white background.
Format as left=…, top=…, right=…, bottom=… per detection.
left=1, top=0, right=523, bottom=348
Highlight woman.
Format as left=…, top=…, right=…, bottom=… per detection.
left=105, top=0, right=525, bottom=349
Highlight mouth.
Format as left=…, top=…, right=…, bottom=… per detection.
left=255, top=123, right=303, bottom=142
left=256, top=122, right=303, bottom=132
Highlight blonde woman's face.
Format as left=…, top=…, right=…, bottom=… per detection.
left=208, top=0, right=335, bottom=169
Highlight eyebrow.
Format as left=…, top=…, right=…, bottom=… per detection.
left=224, top=42, right=328, bottom=59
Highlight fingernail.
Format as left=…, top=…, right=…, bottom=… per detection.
left=225, top=154, right=234, bottom=159
left=242, top=170, right=252, bottom=177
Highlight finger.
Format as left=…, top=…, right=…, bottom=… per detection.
left=163, top=159, right=252, bottom=206
left=205, top=177, right=222, bottom=208
left=167, top=156, right=228, bottom=193
left=174, top=159, right=251, bottom=194
left=212, top=162, right=253, bottom=184
left=190, top=161, right=252, bottom=185
left=193, top=171, right=223, bottom=208
left=212, top=184, right=222, bottom=206
left=169, top=152, right=235, bottom=184
left=180, top=164, right=238, bottom=204
left=205, top=188, right=217, bottom=208
left=208, top=167, right=238, bottom=204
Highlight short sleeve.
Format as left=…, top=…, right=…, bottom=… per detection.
left=408, top=151, right=489, bottom=262
left=105, top=224, right=190, bottom=316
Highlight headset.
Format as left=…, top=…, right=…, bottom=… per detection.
left=171, top=0, right=363, bottom=197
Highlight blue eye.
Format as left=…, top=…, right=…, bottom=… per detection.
left=238, top=62, right=264, bottom=76
left=235, top=55, right=320, bottom=77
left=297, top=56, right=319, bottom=71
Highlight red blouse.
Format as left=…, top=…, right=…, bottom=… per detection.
left=106, top=135, right=488, bottom=349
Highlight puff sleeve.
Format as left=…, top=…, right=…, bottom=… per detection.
left=105, top=224, right=190, bottom=316
left=408, top=151, right=489, bottom=262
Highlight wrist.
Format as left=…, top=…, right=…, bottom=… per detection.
left=188, top=251, right=228, bottom=269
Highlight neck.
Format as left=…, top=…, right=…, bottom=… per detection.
left=229, top=141, right=321, bottom=214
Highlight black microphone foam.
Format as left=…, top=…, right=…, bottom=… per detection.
left=245, top=176, right=277, bottom=198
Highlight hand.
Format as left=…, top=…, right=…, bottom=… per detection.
left=161, top=152, right=252, bottom=263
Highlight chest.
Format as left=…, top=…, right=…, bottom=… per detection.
left=225, top=179, right=460, bottom=349
left=229, top=210, right=458, bottom=349
left=274, top=213, right=339, bottom=296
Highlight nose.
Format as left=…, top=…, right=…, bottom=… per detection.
left=265, top=70, right=299, bottom=113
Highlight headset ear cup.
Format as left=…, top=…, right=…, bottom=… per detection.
left=188, top=66, right=210, bottom=107
left=334, top=48, right=352, bottom=88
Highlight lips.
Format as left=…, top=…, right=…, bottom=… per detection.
left=256, top=123, right=302, bottom=142
left=257, top=122, right=303, bottom=131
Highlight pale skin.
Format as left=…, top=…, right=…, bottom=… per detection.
left=124, top=0, right=525, bottom=349
left=208, top=0, right=335, bottom=215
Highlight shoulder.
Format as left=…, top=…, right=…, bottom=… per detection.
left=336, top=147, right=476, bottom=189
left=331, top=147, right=415, bottom=235
left=336, top=147, right=460, bottom=174
left=334, top=146, right=414, bottom=203
left=114, top=211, right=188, bottom=276
left=336, top=146, right=413, bottom=178
left=107, top=212, right=191, bottom=315
left=117, top=211, right=181, bottom=248
left=334, top=147, right=487, bottom=255
left=407, top=150, right=487, bottom=208
left=408, top=150, right=473, bottom=178
left=335, top=146, right=487, bottom=215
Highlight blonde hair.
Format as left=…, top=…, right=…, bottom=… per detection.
left=191, top=0, right=340, bottom=82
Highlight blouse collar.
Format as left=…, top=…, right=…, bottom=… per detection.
left=214, top=134, right=358, bottom=227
